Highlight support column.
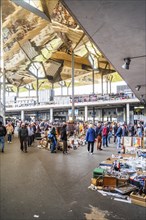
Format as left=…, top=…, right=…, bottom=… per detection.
left=126, top=103, right=130, bottom=125
left=71, top=51, right=75, bottom=121
left=105, top=76, right=108, bottom=94
left=21, top=110, right=25, bottom=122
left=109, top=75, right=113, bottom=94
left=50, top=108, right=53, bottom=123
left=101, top=73, right=103, bottom=95
left=61, top=85, right=63, bottom=96
left=2, top=71, right=6, bottom=125
left=36, top=77, right=39, bottom=104
left=85, top=105, right=88, bottom=122
left=101, top=108, right=104, bottom=122
left=123, top=106, right=126, bottom=122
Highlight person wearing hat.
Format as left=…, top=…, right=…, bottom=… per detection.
left=0, top=121, right=7, bottom=153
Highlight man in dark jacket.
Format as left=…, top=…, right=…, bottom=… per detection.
left=116, top=122, right=122, bottom=153
left=0, top=121, right=7, bottom=152
left=95, top=123, right=102, bottom=150
left=86, top=124, right=96, bottom=154
left=18, top=123, right=28, bottom=152
left=61, top=123, right=68, bottom=154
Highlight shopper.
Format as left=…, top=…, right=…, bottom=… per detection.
left=6, top=122, right=14, bottom=143
left=86, top=124, right=96, bottom=154
left=48, top=127, right=57, bottom=153
left=27, top=124, right=34, bottom=147
left=61, top=123, right=68, bottom=154
left=128, top=123, right=135, bottom=137
left=137, top=123, right=143, bottom=137
left=18, top=123, right=29, bottom=153
left=95, top=122, right=102, bottom=150
left=0, top=121, right=7, bottom=153
left=107, top=123, right=113, bottom=144
left=113, top=122, right=118, bottom=143
left=115, top=122, right=123, bottom=153
left=102, top=122, right=108, bottom=147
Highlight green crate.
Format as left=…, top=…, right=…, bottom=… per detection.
left=93, top=167, right=105, bottom=178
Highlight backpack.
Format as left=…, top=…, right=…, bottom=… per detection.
left=48, top=133, right=54, bottom=140
left=20, top=128, right=28, bottom=137
left=102, top=127, right=108, bottom=136
left=0, top=125, right=6, bottom=136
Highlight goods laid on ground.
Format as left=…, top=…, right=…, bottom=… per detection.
left=89, top=148, right=146, bottom=207
left=36, top=132, right=86, bottom=152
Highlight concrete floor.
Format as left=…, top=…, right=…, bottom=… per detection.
left=0, top=137, right=146, bottom=220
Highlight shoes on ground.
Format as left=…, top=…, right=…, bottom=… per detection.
left=2, top=150, right=4, bottom=153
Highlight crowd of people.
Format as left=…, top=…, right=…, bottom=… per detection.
left=0, top=119, right=146, bottom=154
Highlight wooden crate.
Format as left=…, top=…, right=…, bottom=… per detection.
left=130, top=192, right=146, bottom=207
left=103, top=176, right=117, bottom=187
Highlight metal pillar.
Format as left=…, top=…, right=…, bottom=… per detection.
left=106, top=76, right=108, bottom=94
left=2, top=72, right=6, bottom=125
left=101, top=108, right=104, bottom=122
left=123, top=106, right=126, bottom=122
left=50, top=108, right=53, bottom=123
left=71, top=51, right=75, bottom=121
left=1, top=7, right=5, bottom=124
left=61, top=85, right=63, bottom=96
left=109, top=75, right=113, bottom=94
left=16, top=87, right=19, bottom=97
left=92, top=67, right=95, bottom=94
left=101, top=73, right=103, bottom=96
left=36, top=77, right=39, bottom=105
left=50, top=83, right=54, bottom=101
left=21, top=110, right=25, bottom=122
left=85, top=105, right=88, bottom=121
left=92, top=65, right=95, bottom=124
left=126, top=103, right=130, bottom=125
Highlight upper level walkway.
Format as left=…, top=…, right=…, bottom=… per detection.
left=6, top=98, right=140, bottom=113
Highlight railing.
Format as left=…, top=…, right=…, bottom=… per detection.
left=5, top=93, right=137, bottom=108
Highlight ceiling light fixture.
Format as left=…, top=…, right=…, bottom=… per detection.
left=135, top=84, right=146, bottom=91
left=135, top=85, right=141, bottom=91
left=122, top=58, right=131, bottom=70
left=122, top=55, right=146, bottom=70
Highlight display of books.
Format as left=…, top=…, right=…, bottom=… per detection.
left=133, top=137, right=142, bottom=147
left=125, top=146, right=136, bottom=154
left=124, top=137, right=132, bottom=147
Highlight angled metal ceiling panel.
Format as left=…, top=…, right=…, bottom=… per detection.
left=62, top=0, right=146, bottom=103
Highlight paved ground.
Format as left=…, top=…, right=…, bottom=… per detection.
left=0, top=136, right=146, bottom=220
